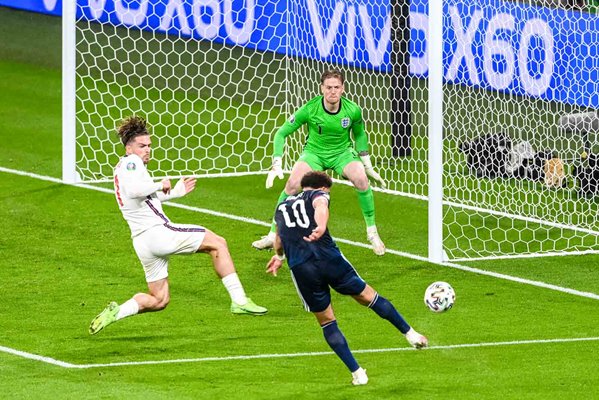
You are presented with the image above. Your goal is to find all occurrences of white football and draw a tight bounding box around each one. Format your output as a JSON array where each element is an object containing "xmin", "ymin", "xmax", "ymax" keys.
[{"xmin": 424, "ymin": 281, "xmax": 455, "ymax": 313}]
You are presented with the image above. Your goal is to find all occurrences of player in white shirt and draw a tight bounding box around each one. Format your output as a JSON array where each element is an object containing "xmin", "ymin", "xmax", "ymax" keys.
[{"xmin": 89, "ymin": 116, "xmax": 267, "ymax": 335}]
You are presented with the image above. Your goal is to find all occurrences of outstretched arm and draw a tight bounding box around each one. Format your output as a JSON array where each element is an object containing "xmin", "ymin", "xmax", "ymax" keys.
[
  {"xmin": 303, "ymin": 196, "xmax": 329, "ymax": 242},
  {"xmin": 266, "ymin": 107, "xmax": 309, "ymax": 188},
  {"xmin": 124, "ymin": 178, "xmax": 168, "ymax": 198},
  {"xmin": 266, "ymin": 230, "xmax": 286, "ymax": 276},
  {"xmin": 156, "ymin": 177, "xmax": 196, "ymax": 201},
  {"xmin": 119, "ymin": 160, "xmax": 171, "ymax": 198}
]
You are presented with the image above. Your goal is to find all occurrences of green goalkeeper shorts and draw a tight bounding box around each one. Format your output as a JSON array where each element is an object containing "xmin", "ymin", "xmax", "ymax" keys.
[{"xmin": 298, "ymin": 148, "xmax": 361, "ymax": 177}]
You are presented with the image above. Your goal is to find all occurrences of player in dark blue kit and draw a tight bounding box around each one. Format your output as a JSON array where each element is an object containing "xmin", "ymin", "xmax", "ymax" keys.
[{"xmin": 266, "ymin": 171, "xmax": 428, "ymax": 385}]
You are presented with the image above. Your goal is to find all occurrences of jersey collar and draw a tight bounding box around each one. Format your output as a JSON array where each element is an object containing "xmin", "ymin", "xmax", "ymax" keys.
[{"xmin": 321, "ymin": 97, "xmax": 342, "ymax": 115}]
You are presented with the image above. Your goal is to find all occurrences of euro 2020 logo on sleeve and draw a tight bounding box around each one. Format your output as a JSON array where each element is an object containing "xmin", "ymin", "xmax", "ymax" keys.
[
  {"xmin": 126, "ymin": 162, "xmax": 136, "ymax": 171},
  {"xmin": 289, "ymin": 114, "xmax": 295, "ymax": 124},
  {"xmin": 341, "ymin": 117, "xmax": 350, "ymax": 128}
]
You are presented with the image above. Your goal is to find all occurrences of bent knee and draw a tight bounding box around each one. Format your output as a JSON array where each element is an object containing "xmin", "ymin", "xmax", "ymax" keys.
[
  {"xmin": 353, "ymin": 177, "xmax": 370, "ymax": 191},
  {"xmin": 202, "ymin": 230, "xmax": 229, "ymax": 252},
  {"xmin": 284, "ymin": 181, "xmax": 300, "ymax": 195},
  {"xmin": 213, "ymin": 233, "xmax": 228, "ymax": 250},
  {"xmin": 155, "ymin": 297, "xmax": 170, "ymax": 310}
]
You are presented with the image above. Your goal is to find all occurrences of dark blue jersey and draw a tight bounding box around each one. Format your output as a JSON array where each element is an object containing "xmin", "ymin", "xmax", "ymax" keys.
[{"xmin": 275, "ymin": 190, "xmax": 342, "ymax": 268}]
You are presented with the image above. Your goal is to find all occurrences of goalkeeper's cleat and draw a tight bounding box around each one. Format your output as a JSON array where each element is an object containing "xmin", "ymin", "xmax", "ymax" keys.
[
  {"xmin": 351, "ymin": 367, "xmax": 369, "ymax": 385},
  {"xmin": 405, "ymin": 328, "xmax": 428, "ymax": 349},
  {"xmin": 89, "ymin": 301, "xmax": 120, "ymax": 335},
  {"xmin": 231, "ymin": 298, "xmax": 268, "ymax": 315},
  {"xmin": 367, "ymin": 232, "xmax": 386, "ymax": 256},
  {"xmin": 252, "ymin": 234, "xmax": 275, "ymax": 250}
]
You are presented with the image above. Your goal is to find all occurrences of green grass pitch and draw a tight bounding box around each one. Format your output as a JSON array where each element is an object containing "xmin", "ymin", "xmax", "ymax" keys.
[{"xmin": 0, "ymin": 7, "xmax": 598, "ymax": 399}]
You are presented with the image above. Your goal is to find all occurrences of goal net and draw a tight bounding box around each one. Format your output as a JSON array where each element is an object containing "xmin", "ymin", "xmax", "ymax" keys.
[
  {"xmin": 439, "ymin": 0, "xmax": 599, "ymax": 260},
  {"xmin": 72, "ymin": 0, "xmax": 287, "ymax": 181},
  {"xmin": 68, "ymin": 0, "xmax": 599, "ymax": 261}
]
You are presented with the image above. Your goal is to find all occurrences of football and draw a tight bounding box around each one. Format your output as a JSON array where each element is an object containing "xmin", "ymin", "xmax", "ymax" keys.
[{"xmin": 424, "ymin": 281, "xmax": 455, "ymax": 312}]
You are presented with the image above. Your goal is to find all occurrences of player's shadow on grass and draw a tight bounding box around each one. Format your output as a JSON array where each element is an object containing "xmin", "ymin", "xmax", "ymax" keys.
[{"xmin": 95, "ymin": 334, "xmax": 170, "ymax": 342}]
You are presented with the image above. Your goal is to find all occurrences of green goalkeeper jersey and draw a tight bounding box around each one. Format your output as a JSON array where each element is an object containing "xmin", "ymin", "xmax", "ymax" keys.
[{"xmin": 273, "ymin": 96, "xmax": 369, "ymax": 158}]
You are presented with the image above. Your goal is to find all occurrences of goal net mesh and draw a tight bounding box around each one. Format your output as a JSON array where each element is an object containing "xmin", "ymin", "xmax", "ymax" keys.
[
  {"xmin": 440, "ymin": 0, "xmax": 599, "ymax": 260},
  {"xmin": 75, "ymin": 0, "xmax": 287, "ymax": 181},
  {"xmin": 73, "ymin": 0, "xmax": 599, "ymax": 260}
]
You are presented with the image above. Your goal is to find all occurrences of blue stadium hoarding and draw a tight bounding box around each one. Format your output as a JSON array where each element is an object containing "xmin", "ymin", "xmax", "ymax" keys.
[
  {"xmin": 0, "ymin": 0, "xmax": 62, "ymax": 15},
  {"xmin": 0, "ymin": 0, "xmax": 596, "ymax": 108},
  {"xmin": 434, "ymin": 0, "xmax": 598, "ymax": 109}
]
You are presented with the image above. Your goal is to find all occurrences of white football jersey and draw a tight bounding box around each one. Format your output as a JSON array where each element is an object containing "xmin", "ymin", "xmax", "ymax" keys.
[{"xmin": 114, "ymin": 154, "xmax": 168, "ymax": 237}]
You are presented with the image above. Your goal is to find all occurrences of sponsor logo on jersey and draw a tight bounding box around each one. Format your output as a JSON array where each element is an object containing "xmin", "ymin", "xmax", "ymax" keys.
[
  {"xmin": 341, "ymin": 117, "xmax": 350, "ymax": 128},
  {"xmin": 289, "ymin": 114, "xmax": 295, "ymax": 124},
  {"xmin": 126, "ymin": 162, "xmax": 136, "ymax": 171}
]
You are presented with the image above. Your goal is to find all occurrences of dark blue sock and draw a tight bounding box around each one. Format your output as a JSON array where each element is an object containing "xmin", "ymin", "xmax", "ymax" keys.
[
  {"xmin": 321, "ymin": 320, "xmax": 359, "ymax": 372},
  {"xmin": 369, "ymin": 293, "xmax": 411, "ymax": 334}
]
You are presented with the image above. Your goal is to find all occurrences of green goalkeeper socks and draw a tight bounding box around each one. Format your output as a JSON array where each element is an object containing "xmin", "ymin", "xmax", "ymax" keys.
[
  {"xmin": 356, "ymin": 187, "xmax": 376, "ymax": 227},
  {"xmin": 269, "ymin": 190, "xmax": 291, "ymax": 233}
]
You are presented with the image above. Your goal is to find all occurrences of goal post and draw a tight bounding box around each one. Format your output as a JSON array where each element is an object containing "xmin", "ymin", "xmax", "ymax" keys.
[
  {"xmin": 63, "ymin": 0, "xmax": 599, "ymax": 261},
  {"xmin": 62, "ymin": 0, "xmax": 78, "ymax": 184},
  {"xmin": 429, "ymin": 0, "xmax": 445, "ymax": 263},
  {"xmin": 69, "ymin": 0, "xmax": 288, "ymax": 182}
]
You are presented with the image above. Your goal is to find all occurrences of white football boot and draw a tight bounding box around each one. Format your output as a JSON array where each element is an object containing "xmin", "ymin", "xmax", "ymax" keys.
[
  {"xmin": 366, "ymin": 227, "xmax": 385, "ymax": 256},
  {"xmin": 351, "ymin": 367, "xmax": 369, "ymax": 385},
  {"xmin": 405, "ymin": 328, "xmax": 428, "ymax": 349},
  {"xmin": 252, "ymin": 232, "xmax": 275, "ymax": 250}
]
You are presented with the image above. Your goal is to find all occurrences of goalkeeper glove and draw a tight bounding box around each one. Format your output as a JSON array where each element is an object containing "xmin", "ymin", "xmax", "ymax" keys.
[
  {"xmin": 360, "ymin": 155, "xmax": 386, "ymax": 188},
  {"xmin": 265, "ymin": 156, "xmax": 284, "ymax": 189}
]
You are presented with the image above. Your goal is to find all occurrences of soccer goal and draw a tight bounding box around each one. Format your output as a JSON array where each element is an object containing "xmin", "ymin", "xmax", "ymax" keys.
[
  {"xmin": 63, "ymin": 0, "xmax": 289, "ymax": 183},
  {"xmin": 63, "ymin": 0, "xmax": 599, "ymax": 261},
  {"xmin": 432, "ymin": 0, "xmax": 599, "ymax": 261}
]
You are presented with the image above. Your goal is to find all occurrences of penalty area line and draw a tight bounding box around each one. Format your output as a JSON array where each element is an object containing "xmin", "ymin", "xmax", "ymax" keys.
[
  {"xmin": 2, "ymin": 337, "xmax": 598, "ymax": 369},
  {"xmin": 1, "ymin": 166, "xmax": 599, "ymax": 302},
  {"xmin": 0, "ymin": 345, "xmax": 78, "ymax": 368}
]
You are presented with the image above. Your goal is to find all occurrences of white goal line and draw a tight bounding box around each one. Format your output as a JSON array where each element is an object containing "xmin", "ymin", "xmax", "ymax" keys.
[
  {"xmin": 1, "ymin": 336, "xmax": 598, "ymax": 369},
  {"xmin": 452, "ymin": 248, "xmax": 599, "ymax": 262},
  {"xmin": 1, "ymin": 165, "xmax": 598, "ymax": 302},
  {"xmin": 73, "ymin": 169, "xmax": 599, "ymax": 240}
]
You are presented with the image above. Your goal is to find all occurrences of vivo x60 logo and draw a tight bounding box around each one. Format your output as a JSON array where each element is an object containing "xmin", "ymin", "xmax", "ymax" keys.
[
  {"xmin": 82, "ymin": 0, "xmax": 257, "ymax": 44},
  {"xmin": 310, "ymin": 0, "xmax": 554, "ymax": 96},
  {"xmin": 71, "ymin": 0, "xmax": 555, "ymax": 96}
]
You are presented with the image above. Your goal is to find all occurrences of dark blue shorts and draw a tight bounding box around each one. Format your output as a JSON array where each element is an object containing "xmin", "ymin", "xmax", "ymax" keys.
[{"xmin": 289, "ymin": 255, "xmax": 367, "ymax": 313}]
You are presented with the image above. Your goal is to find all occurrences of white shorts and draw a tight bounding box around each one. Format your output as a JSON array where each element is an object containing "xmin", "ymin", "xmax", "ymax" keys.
[{"xmin": 132, "ymin": 223, "xmax": 206, "ymax": 282}]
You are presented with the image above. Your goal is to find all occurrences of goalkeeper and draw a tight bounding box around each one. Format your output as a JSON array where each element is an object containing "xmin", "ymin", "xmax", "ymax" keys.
[{"xmin": 253, "ymin": 69, "xmax": 386, "ymax": 256}]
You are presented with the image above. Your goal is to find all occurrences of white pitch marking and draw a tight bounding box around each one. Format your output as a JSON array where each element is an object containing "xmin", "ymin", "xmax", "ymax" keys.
[
  {"xmin": 0, "ymin": 345, "xmax": 78, "ymax": 368},
  {"xmin": 0, "ymin": 167, "xmax": 64, "ymax": 183},
  {"xmin": 77, "ymin": 336, "xmax": 599, "ymax": 369},
  {"xmin": 1, "ymin": 167, "xmax": 598, "ymax": 368},
  {"xmin": 452, "ymin": 249, "xmax": 599, "ymax": 262},
  {"xmin": 1, "ymin": 337, "xmax": 598, "ymax": 369},
  {"xmin": 1, "ymin": 166, "xmax": 598, "ymax": 301}
]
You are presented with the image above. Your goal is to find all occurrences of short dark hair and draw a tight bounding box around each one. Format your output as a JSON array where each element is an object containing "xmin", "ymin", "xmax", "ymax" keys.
[
  {"xmin": 301, "ymin": 171, "xmax": 333, "ymax": 189},
  {"xmin": 320, "ymin": 69, "xmax": 344, "ymax": 85},
  {"xmin": 117, "ymin": 115, "xmax": 149, "ymax": 146}
]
